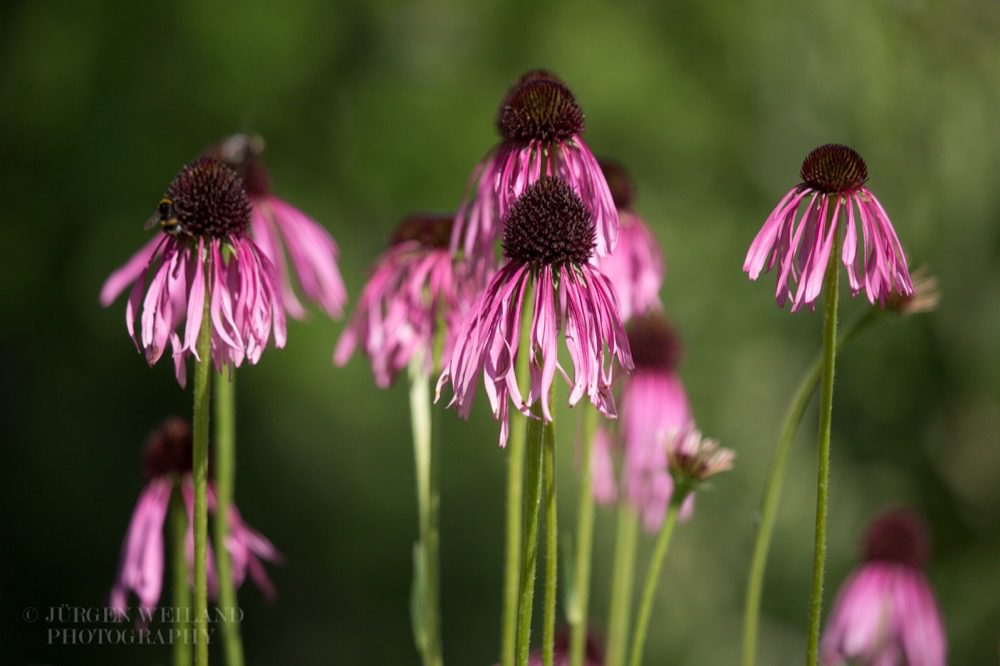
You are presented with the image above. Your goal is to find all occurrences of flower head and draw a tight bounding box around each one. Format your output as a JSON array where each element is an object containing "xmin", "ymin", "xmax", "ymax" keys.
[
  {"xmin": 885, "ymin": 265, "xmax": 940, "ymax": 316},
  {"xmin": 335, "ymin": 213, "xmax": 471, "ymax": 387},
  {"xmin": 206, "ymin": 134, "xmax": 347, "ymax": 320},
  {"xmin": 744, "ymin": 144, "xmax": 914, "ymax": 311},
  {"xmin": 438, "ymin": 177, "xmax": 632, "ymax": 446},
  {"xmin": 100, "ymin": 158, "xmax": 285, "ymax": 386},
  {"xmin": 110, "ymin": 418, "xmax": 281, "ymax": 616},
  {"xmin": 821, "ymin": 508, "xmax": 946, "ymax": 666},
  {"xmin": 591, "ymin": 314, "xmax": 694, "ymax": 531},
  {"xmin": 490, "ymin": 626, "xmax": 603, "ymax": 666},
  {"xmin": 666, "ymin": 428, "xmax": 734, "ymax": 484},
  {"xmin": 452, "ymin": 71, "xmax": 618, "ymax": 270},
  {"xmin": 595, "ymin": 158, "xmax": 664, "ymax": 321}
]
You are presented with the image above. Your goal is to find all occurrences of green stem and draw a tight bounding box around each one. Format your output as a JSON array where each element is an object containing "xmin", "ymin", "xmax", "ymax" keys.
[
  {"xmin": 192, "ymin": 296, "xmax": 213, "ymax": 666},
  {"xmin": 568, "ymin": 407, "xmax": 598, "ymax": 666},
  {"xmin": 213, "ymin": 372, "xmax": 243, "ymax": 666},
  {"xmin": 517, "ymin": 417, "xmax": 546, "ymax": 665},
  {"xmin": 542, "ymin": 414, "xmax": 558, "ymax": 666},
  {"xmin": 409, "ymin": 358, "xmax": 442, "ymax": 666},
  {"xmin": 605, "ymin": 503, "xmax": 640, "ymax": 666},
  {"xmin": 627, "ymin": 491, "xmax": 686, "ymax": 666},
  {"xmin": 501, "ymin": 287, "xmax": 536, "ymax": 666},
  {"xmin": 170, "ymin": 486, "xmax": 192, "ymax": 666},
  {"xmin": 806, "ymin": 225, "xmax": 841, "ymax": 665},
  {"xmin": 740, "ymin": 308, "xmax": 877, "ymax": 666}
]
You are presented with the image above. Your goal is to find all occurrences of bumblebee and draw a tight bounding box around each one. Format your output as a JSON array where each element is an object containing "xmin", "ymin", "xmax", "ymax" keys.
[{"xmin": 143, "ymin": 198, "xmax": 187, "ymax": 236}]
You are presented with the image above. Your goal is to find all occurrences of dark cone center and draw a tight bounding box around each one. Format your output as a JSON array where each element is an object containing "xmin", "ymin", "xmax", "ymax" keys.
[
  {"xmin": 390, "ymin": 214, "xmax": 454, "ymax": 249},
  {"xmin": 497, "ymin": 76, "xmax": 585, "ymax": 143},
  {"xmin": 143, "ymin": 418, "xmax": 194, "ymax": 479},
  {"xmin": 163, "ymin": 158, "xmax": 252, "ymax": 238},
  {"xmin": 502, "ymin": 177, "xmax": 595, "ymax": 265},
  {"xmin": 625, "ymin": 314, "xmax": 682, "ymax": 372},
  {"xmin": 799, "ymin": 144, "xmax": 869, "ymax": 194},
  {"xmin": 599, "ymin": 158, "xmax": 635, "ymax": 209},
  {"xmin": 863, "ymin": 508, "xmax": 929, "ymax": 570},
  {"xmin": 205, "ymin": 134, "xmax": 271, "ymax": 197}
]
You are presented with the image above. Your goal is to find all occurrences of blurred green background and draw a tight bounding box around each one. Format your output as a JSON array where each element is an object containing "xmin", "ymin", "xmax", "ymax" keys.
[{"xmin": 3, "ymin": 0, "xmax": 999, "ymax": 663}]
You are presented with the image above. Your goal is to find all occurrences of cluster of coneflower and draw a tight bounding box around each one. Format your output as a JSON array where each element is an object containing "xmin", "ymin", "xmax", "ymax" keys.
[{"xmin": 101, "ymin": 70, "xmax": 944, "ymax": 666}]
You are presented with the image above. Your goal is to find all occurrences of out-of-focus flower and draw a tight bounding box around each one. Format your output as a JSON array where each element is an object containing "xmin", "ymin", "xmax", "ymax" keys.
[
  {"xmin": 821, "ymin": 507, "xmax": 946, "ymax": 666},
  {"xmin": 335, "ymin": 213, "xmax": 471, "ymax": 387},
  {"xmin": 743, "ymin": 144, "xmax": 913, "ymax": 311},
  {"xmin": 438, "ymin": 177, "xmax": 632, "ymax": 447},
  {"xmin": 590, "ymin": 314, "xmax": 692, "ymax": 532},
  {"xmin": 452, "ymin": 70, "xmax": 618, "ymax": 271},
  {"xmin": 110, "ymin": 418, "xmax": 281, "ymax": 616},
  {"xmin": 595, "ymin": 158, "xmax": 664, "ymax": 321},
  {"xmin": 100, "ymin": 158, "xmax": 285, "ymax": 386},
  {"xmin": 490, "ymin": 626, "xmax": 604, "ymax": 666},
  {"xmin": 206, "ymin": 134, "xmax": 347, "ymax": 320},
  {"xmin": 885, "ymin": 265, "xmax": 940, "ymax": 315}
]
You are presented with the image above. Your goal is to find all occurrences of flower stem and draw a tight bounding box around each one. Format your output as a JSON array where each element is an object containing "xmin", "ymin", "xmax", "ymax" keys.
[
  {"xmin": 170, "ymin": 487, "xmax": 192, "ymax": 666},
  {"xmin": 542, "ymin": 412, "xmax": 558, "ymax": 666},
  {"xmin": 568, "ymin": 406, "xmax": 598, "ymax": 666},
  {"xmin": 517, "ymin": 416, "xmax": 546, "ymax": 665},
  {"xmin": 627, "ymin": 491, "xmax": 685, "ymax": 666},
  {"xmin": 408, "ymin": 358, "xmax": 442, "ymax": 666},
  {"xmin": 501, "ymin": 288, "xmax": 536, "ymax": 666},
  {"xmin": 213, "ymin": 372, "xmax": 243, "ymax": 666},
  {"xmin": 806, "ymin": 227, "xmax": 841, "ymax": 665},
  {"xmin": 191, "ymin": 297, "xmax": 213, "ymax": 666},
  {"xmin": 740, "ymin": 308, "xmax": 877, "ymax": 666},
  {"xmin": 605, "ymin": 502, "xmax": 640, "ymax": 666}
]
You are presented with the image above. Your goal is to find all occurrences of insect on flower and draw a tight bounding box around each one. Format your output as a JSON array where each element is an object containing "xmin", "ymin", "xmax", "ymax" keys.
[{"xmin": 143, "ymin": 198, "xmax": 188, "ymax": 237}]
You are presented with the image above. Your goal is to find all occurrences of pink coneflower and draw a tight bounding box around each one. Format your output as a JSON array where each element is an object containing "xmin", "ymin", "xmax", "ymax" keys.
[
  {"xmin": 438, "ymin": 177, "xmax": 632, "ymax": 447},
  {"xmin": 100, "ymin": 158, "xmax": 285, "ymax": 386},
  {"xmin": 591, "ymin": 315, "xmax": 694, "ymax": 532},
  {"xmin": 452, "ymin": 70, "xmax": 618, "ymax": 270},
  {"xmin": 821, "ymin": 508, "xmax": 946, "ymax": 666},
  {"xmin": 207, "ymin": 134, "xmax": 347, "ymax": 320},
  {"xmin": 335, "ymin": 213, "xmax": 470, "ymax": 387},
  {"xmin": 595, "ymin": 159, "xmax": 664, "ymax": 321},
  {"xmin": 743, "ymin": 144, "xmax": 914, "ymax": 311},
  {"xmin": 111, "ymin": 418, "xmax": 281, "ymax": 615},
  {"xmin": 491, "ymin": 627, "xmax": 604, "ymax": 666}
]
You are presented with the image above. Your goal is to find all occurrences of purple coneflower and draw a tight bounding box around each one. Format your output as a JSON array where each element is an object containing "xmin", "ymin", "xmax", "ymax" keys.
[
  {"xmin": 595, "ymin": 158, "xmax": 664, "ymax": 321},
  {"xmin": 110, "ymin": 418, "xmax": 281, "ymax": 615},
  {"xmin": 452, "ymin": 70, "xmax": 618, "ymax": 269},
  {"xmin": 100, "ymin": 158, "xmax": 285, "ymax": 386},
  {"xmin": 821, "ymin": 508, "xmax": 946, "ymax": 666},
  {"xmin": 491, "ymin": 627, "xmax": 604, "ymax": 666},
  {"xmin": 438, "ymin": 176, "xmax": 632, "ymax": 446},
  {"xmin": 207, "ymin": 134, "xmax": 347, "ymax": 320},
  {"xmin": 743, "ymin": 144, "xmax": 914, "ymax": 311},
  {"xmin": 591, "ymin": 314, "xmax": 694, "ymax": 531},
  {"xmin": 335, "ymin": 213, "xmax": 470, "ymax": 387}
]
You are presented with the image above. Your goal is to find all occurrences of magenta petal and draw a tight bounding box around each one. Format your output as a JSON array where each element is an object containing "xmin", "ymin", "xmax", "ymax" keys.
[
  {"xmin": 110, "ymin": 478, "xmax": 173, "ymax": 614},
  {"xmin": 101, "ymin": 234, "xmax": 164, "ymax": 306}
]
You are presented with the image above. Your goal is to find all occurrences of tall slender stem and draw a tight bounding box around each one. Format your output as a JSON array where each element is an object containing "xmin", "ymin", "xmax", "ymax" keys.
[
  {"xmin": 409, "ymin": 358, "xmax": 442, "ymax": 666},
  {"xmin": 542, "ymin": 411, "xmax": 558, "ymax": 666},
  {"xmin": 605, "ymin": 503, "xmax": 640, "ymax": 666},
  {"xmin": 501, "ymin": 288, "xmax": 536, "ymax": 666},
  {"xmin": 213, "ymin": 373, "xmax": 243, "ymax": 666},
  {"xmin": 517, "ymin": 417, "xmax": 545, "ymax": 664},
  {"xmin": 170, "ymin": 487, "xmax": 192, "ymax": 666},
  {"xmin": 806, "ymin": 226, "xmax": 841, "ymax": 665},
  {"xmin": 740, "ymin": 308, "xmax": 877, "ymax": 666},
  {"xmin": 191, "ymin": 297, "xmax": 213, "ymax": 666},
  {"xmin": 627, "ymin": 491, "xmax": 685, "ymax": 666},
  {"xmin": 569, "ymin": 406, "xmax": 598, "ymax": 666}
]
